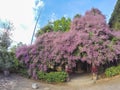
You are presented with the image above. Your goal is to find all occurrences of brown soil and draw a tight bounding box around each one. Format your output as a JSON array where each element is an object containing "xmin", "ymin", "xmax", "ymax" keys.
[{"xmin": 1, "ymin": 73, "xmax": 120, "ymax": 90}]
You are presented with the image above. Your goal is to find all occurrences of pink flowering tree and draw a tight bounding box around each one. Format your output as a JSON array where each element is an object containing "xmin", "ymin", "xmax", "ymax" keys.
[
  {"xmin": 16, "ymin": 8, "xmax": 120, "ymax": 79},
  {"xmin": 70, "ymin": 8, "xmax": 120, "ymax": 75}
]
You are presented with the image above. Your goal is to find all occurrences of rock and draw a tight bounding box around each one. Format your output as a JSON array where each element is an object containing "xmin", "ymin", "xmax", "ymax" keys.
[{"xmin": 32, "ymin": 83, "xmax": 39, "ymax": 89}]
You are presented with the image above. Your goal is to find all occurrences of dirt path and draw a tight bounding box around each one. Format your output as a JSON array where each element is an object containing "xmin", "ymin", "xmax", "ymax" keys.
[{"xmin": 1, "ymin": 73, "xmax": 120, "ymax": 90}]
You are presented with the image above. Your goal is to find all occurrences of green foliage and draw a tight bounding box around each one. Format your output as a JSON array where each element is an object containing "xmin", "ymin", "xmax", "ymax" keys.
[
  {"xmin": 9, "ymin": 42, "xmax": 25, "ymax": 72},
  {"xmin": 109, "ymin": 0, "xmax": 120, "ymax": 30},
  {"xmin": 10, "ymin": 42, "xmax": 24, "ymax": 53},
  {"xmin": 0, "ymin": 20, "xmax": 14, "ymax": 31},
  {"xmin": 45, "ymin": 72, "xmax": 67, "ymax": 83},
  {"xmin": 36, "ymin": 23, "xmax": 53, "ymax": 36},
  {"xmin": 108, "ymin": 37, "xmax": 118, "ymax": 51},
  {"xmin": 0, "ymin": 51, "xmax": 24, "ymax": 73},
  {"xmin": 105, "ymin": 65, "xmax": 120, "ymax": 77},
  {"xmin": 89, "ymin": 32, "xmax": 94, "ymax": 38},
  {"xmin": 0, "ymin": 31, "xmax": 11, "ymax": 51},
  {"xmin": 37, "ymin": 71, "xmax": 67, "ymax": 83},
  {"xmin": 17, "ymin": 62, "xmax": 29, "ymax": 77},
  {"xmin": 36, "ymin": 17, "xmax": 71, "ymax": 36},
  {"xmin": 0, "ymin": 51, "xmax": 20, "ymax": 72},
  {"xmin": 19, "ymin": 68, "xmax": 28, "ymax": 77},
  {"xmin": 114, "ymin": 21, "xmax": 120, "ymax": 30},
  {"xmin": 10, "ymin": 52, "xmax": 20, "ymax": 72},
  {"xmin": 37, "ymin": 71, "xmax": 46, "ymax": 80},
  {"xmin": 0, "ymin": 20, "xmax": 14, "ymax": 51},
  {"xmin": 0, "ymin": 20, "xmax": 15, "ymax": 72},
  {"xmin": 74, "ymin": 14, "xmax": 81, "ymax": 19},
  {"xmin": 53, "ymin": 17, "xmax": 71, "ymax": 32},
  {"xmin": 0, "ymin": 51, "xmax": 15, "ymax": 70},
  {"xmin": 0, "ymin": 51, "xmax": 22, "ymax": 74}
]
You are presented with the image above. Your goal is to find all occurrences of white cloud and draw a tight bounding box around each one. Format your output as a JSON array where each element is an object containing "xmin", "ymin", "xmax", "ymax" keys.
[
  {"xmin": 63, "ymin": 14, "xmax": 69, "ymax": 18},
  {"xmin": 0, "ymin": 0, "xmax": 44, "ymax": 45},
  {"xmin": 49, "ymin": 13, "xmax": 57, "ymax": 22},
  {"xmin": 35, "ymin": 0, "xmax": 44, "ymax": 8}
]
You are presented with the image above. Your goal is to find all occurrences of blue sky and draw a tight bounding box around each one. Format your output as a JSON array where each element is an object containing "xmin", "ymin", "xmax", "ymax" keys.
[
  {"xmin": 39, "ymin": 0, "xmax": 117, "ymax": 27},
  {"xmin": 0, "ymin": 0, "xmax": 117, "ymax": 45}
]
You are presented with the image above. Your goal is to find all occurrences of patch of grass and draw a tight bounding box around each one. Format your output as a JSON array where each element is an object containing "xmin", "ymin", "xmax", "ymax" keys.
[
  {"xmin": 105, "ymin": 65, "xmax": 120, "ymax": 77},
  {"xmin": 37, "ymin": 71, "xmax": 67, "ymax": 83}
]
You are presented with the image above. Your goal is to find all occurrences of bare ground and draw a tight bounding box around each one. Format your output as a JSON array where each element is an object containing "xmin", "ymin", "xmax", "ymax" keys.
[{"xmin": 0, "ymin": 73, "xmax": 120, "ymax": 90}]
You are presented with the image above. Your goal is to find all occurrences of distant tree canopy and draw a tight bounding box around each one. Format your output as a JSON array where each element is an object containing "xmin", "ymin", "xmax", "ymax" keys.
[
  {"xmin": 10, "ymin": 42, "xmax": 24, "ymax": 53},
  {"xmin": 53, "ymin": 17, "xmax": 71, "ymax": 32},
  {"xmin": 73, "ymin": 14, "xmax": 81, "ymax": 19},
  {"xmin": 36, "ymin": 17, "xmax": 71, "ymax": 37},
  {"xmin": 36, "ymin": 22, "xmax": 53, "ymax": 36},
  {"xmin": 0, "ymin": 20, "xmax": 14, "ymax": 31},
  {"xmin": 109, "ymin": 0, "xmax": 120, "ymax": 30},
  {"xmin": 0, "ymin": 20, "xmax": 14, "ymax": 51}
]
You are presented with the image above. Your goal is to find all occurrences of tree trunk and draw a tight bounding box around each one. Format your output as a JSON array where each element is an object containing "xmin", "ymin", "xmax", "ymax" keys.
[
  {"xmin": 91, "ymin": 62, "xmax": 98, "ymax": 82},
  {"xmin": 3, "ymin": 70, "xmax": 10, "ymax": 77}
]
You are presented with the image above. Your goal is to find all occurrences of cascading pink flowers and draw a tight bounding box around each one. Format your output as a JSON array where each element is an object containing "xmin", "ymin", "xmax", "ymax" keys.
[{"xmin": 16, "ymin": 8, "xmax": 120, "ymax": 79}]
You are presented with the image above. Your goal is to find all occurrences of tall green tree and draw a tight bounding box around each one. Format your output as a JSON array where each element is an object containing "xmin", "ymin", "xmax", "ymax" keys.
[
  {"xmin": 36, "ymin": 22, "xmax": 54, "ymax": 37},
  {"xmin": 0, "ymin": 20, "xmax": 15, "ymax": 72},
  {"xmin": 36, "ymin": 17, "xmax": 71, "ymax": 37},
  {"xmin": 109, "ymin": 0, "xmax": 120, "ymax": 30},
  {"xmin": 53, "ymin": 17, "xmax": 71, "ymax": 32},
  {"xmin": 0, "ymin": 21, "xmax": 14, "ymax": 51}
]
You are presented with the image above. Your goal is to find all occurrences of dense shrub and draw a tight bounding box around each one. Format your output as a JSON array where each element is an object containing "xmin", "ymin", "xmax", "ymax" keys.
[
  {"xmin": 37, "ymin": 71, "xmax": 46, "ymax": 80},
  {"xmin": 105, "ymin": 65, "xmax": 120, "ymax": 77},
  {"xmin": 0, "ymin": 51, "xmax": 20, "ymax": 73},
  {"xmin": 16, "ymin": 8, "xmax": 120, "ymax": 79},
  {"xmin": 37, "ymin": 71, "xmax": 67, "ymax": 83},
  {"xmin": 0, "ymin": 51, "xmax": 15, "ymax": 71},
  {"xmin": 18, "ymin": 68, "xmax": 29, "ymax": 77},
  {"xmin": 0, "ymin": 21, "xmax": 15, "ymax": 75},
  {"xmin": 10, "ymin": 52, "xmax": 20, "ymax": 72}
]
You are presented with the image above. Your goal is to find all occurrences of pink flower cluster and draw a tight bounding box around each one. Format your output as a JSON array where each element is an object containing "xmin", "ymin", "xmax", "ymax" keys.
[{"xmin": 16, "ymin": 8, "xmax": 120, "ymax": 78}]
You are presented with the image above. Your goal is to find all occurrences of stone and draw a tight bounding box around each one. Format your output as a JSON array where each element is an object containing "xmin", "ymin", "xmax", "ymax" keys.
[{"xmin": 32, "ymin": 83, "xmax": 39, "ymax": 89}]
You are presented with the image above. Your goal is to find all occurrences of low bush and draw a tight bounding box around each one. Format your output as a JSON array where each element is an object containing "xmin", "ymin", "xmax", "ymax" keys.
[
  {"xmin": 10, "ymin": 52, "xmax": 20, "ymax": 72},
  {"xmin": 17, "ymin": 62, "xmax": 29, "ymax": 77},
  {"xmin": 37, "ymin": 71, "xmax": 67, "ymax": 83},
  {"xmin": 0, "ymin": 51, "xmax": 15, "ymax": 71},
  {"xmin": 37, "ymin": 71, "xmax": 46, "ymax": 80},
  {"xmin": 19, "ymin": 68, "xmax": 29, "ymax": 77},
  {"xmin": 105, "ymin": 65, "xmax": 120, "ymax": 77}
]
